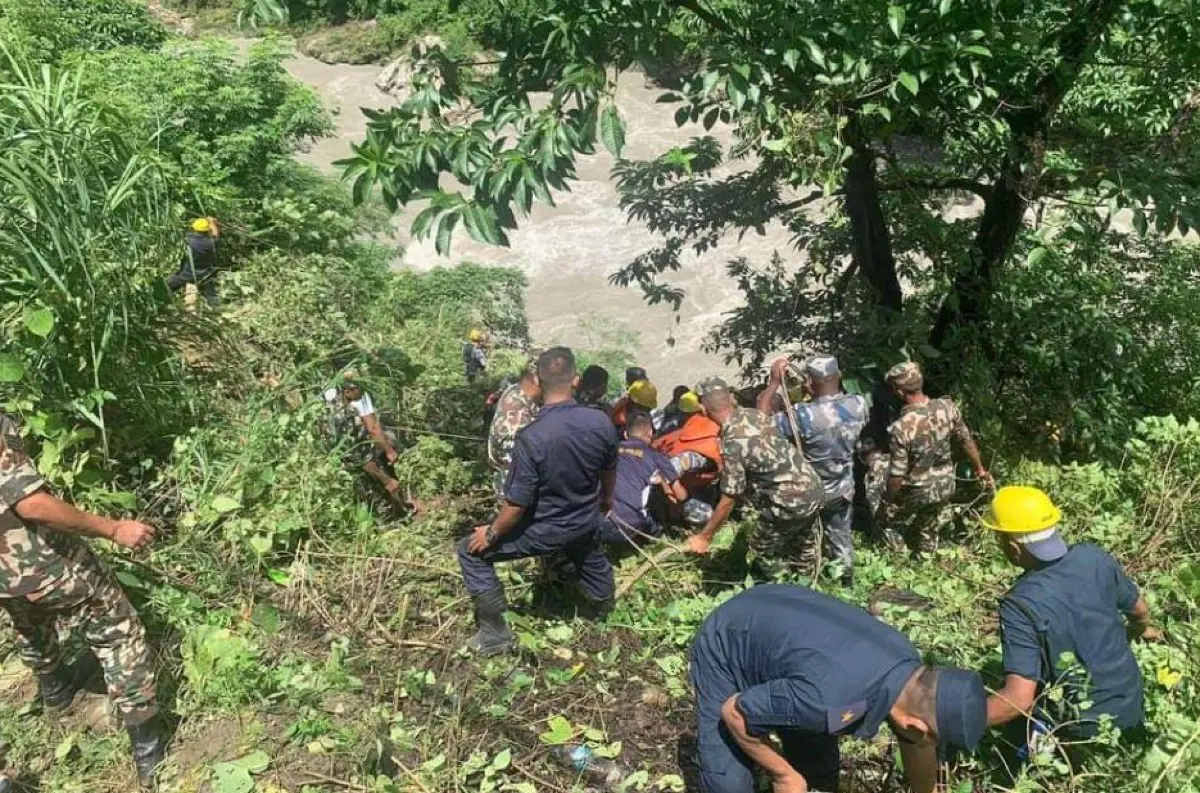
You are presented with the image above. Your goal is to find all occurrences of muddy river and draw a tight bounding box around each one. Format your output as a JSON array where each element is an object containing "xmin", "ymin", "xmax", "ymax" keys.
[{"xmin": 282, "ymin": 50, "xmax": 800, "ymax": 387}]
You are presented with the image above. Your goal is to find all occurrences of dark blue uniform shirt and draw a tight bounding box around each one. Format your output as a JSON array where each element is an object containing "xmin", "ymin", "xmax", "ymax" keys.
[
  {"xmin": 612, "ymin": 439, "xmax": 678, "ymax": 531},
  {"xmin": 505, "ymin": 400, "xmax": 619, "ymax": 537},
  {"xmin": 1001, "ymin": 543, "xmax": 1143, "ymax": 732},
  {"xmin": 692, "ymin": 585, "xmax": 921, "ymax": 738}
]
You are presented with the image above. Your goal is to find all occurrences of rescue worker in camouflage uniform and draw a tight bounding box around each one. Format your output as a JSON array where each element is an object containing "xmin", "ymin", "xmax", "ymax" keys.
[
  {"xmin": 685, "ymin": 377, "xmax": 825, "ymax": 578},
  {"xmin": 878, "ymin": 362, "xmax": 993, "ymax": 556},
  {"xmin": 323, "ymin": 373, "xmax": 403, "ymax": 506},
  {"xmin": 486, "ymin": 354, "xmax": 542, "ymax": 503},
  {"xmin": 0, "ymin": 412, "xmax": 166, "ymax": 786},
  {"xmin": 758, "ymin": 355, "xmax": 867, "ymax": 586}
]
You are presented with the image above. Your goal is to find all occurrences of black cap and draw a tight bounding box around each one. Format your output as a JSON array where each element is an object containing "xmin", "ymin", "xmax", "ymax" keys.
[
  {"xmin": 935, "ymin": 668, "xmax": 987, "ymax": 751},
  {"xmin": 625, "ymin": 366, "xmax": 648, "ymax": 386}
]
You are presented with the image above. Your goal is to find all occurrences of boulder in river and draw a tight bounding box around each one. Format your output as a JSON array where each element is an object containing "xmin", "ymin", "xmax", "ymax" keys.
[{"xmin": 375, "ymin": 35, "xmax": 445, "ymax": 95}]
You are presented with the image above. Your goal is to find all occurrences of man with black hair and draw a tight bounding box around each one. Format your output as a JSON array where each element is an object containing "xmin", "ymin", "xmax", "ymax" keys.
[
  {"xmin": 600, "ymin": 411, "xmax": 687, "ymax": 546},
  {"xmin": 653, "ymin": 385, "xmax": 691, "ymax": 435},
  {"xmin": 577, "ymin": 364, "xmax": 612, "ymax": 414},
  {"xmin": 486, "ymin": 354, "xmax": 542, "ymax": 504},
  {"xmin": 459, "ymin": 346, "xmax": 619, "ymax": 655},
  {"xmin": 323, "ymin": 372, "xmax": 403, "ymax": 505},
  {"xmin": 691, "ymin": 584, "xmax": 988, "ymax": 793}
]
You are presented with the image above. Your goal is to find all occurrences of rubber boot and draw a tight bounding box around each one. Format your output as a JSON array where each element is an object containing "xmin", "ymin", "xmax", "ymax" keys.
[
  {"xmin": 465, "ymin": 589, "xmax": 514, "ymax": 657},
  {"xmin": 582, "ymin": 596, "xmax": 614, "ymax": 621},
  {"xmin": 0, "ymin": 774, "xmax": 13, "ymax": 793},
  {"xmin": 127, "ymin": 717, "xmax": 167, "ymax": 788},
  {"xmin": 37, "ymin": 666, "xmax": 80, "ymax": 711}
]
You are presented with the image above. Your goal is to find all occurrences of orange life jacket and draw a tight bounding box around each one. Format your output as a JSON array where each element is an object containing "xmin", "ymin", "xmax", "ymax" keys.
[{"xmin": 652, "ymin": 413, "xmax": 723, "ymax": 489}]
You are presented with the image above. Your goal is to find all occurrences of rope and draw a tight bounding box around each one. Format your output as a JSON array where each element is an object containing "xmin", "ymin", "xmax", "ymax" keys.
[
  {"xmin": 780, "ymin": 369, "xmax": 824, "ymax": 577},
  {"xmin": 393, "ymin": 424, "xmax": 486, "ymax": 443}
]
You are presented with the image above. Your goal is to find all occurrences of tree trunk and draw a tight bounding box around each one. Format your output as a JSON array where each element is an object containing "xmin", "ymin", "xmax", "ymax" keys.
[
  {"xmin": 929, "ymin": 0, "xmax": 1128, "ymax": 357},
  {"xmin": 843, "ymin": 116, "xmax": 903, "ymax": 313}
]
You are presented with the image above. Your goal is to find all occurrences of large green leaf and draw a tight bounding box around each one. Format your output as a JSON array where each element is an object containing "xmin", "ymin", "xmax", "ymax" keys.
[
  {"xmin": 22, "ymin": 307, "xmax": 55, "ymax": 338},
  {"xmin": 599, "ymin": 104, "xmax": 626, "ymax": 158},
  {"xmin": 0, "ymin": 356, "xmax": 25, "ymax": 383}
]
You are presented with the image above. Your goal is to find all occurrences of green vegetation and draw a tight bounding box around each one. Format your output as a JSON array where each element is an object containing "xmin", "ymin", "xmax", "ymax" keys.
[
  {"xmin": 1, "ymin": 2, "xmax": 1199, "ymax": 793},
  {"xmin": 341, "ymin": 0, "xmax": 1200, "ymax": 455}
]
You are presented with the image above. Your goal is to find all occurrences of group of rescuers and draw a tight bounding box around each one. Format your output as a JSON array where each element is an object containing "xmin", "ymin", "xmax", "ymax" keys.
[
  {"xmin": 460, "ymin": 339, "xmax": 1162, "ymax": 793},
  {"xmin": 0, "ymin": 313, "xmax": 1160, "ymax": 791}
]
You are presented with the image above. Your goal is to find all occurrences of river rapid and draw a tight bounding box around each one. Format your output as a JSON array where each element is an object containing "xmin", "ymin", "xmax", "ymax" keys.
[{"xmin": 280, "ymin": 49, "xmax": 800, "ymax": 388}]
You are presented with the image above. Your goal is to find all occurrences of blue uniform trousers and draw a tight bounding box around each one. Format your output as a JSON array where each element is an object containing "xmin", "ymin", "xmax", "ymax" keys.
[
  {"xmin": 457, "ymin": 522, "xmax": 614, "ymax": 600},
  {"xmin": 690, "ymin": 658, "xmax": 841, "ymax": 793}
]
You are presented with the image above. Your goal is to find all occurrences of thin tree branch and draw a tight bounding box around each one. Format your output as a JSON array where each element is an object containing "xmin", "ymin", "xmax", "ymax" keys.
[
  {"xmin": 776, "ymin": 189, "xmax": 830, "ymax": 212},
  {"xmin": 879, "ymin": 177, "xmax": 992, "ymax": 198}
]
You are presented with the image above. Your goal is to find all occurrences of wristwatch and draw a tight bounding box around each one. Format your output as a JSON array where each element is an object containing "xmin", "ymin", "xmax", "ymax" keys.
[{"xmin": 485, "ymin": 526, "xmax": 497, "ymax": 546}]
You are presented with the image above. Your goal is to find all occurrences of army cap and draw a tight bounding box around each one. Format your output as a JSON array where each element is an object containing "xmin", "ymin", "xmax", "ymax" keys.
[
  {"xmin": 805, "ymin": 355, "xmax": 840, "ymax": 379},
  {"xmin": 885, "ymin": 361, "xmax": 923, "ymax": 390},
  {"xmin": 694, "ymin": 376, "xmax": 731, "ymax": 398}
]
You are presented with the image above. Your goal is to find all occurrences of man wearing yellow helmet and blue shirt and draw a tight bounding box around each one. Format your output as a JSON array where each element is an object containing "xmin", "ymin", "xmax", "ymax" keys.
[
  {"xmin": 983, "ymin": 486, "xmax": 1160, "ymax": 741},
  {"xmin": 167, "ymin": 217, "xmax": 221, "ymax": 306}
]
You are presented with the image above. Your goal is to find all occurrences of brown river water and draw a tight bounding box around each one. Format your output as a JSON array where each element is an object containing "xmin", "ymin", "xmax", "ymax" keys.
[{"xmin": 277, "ymin": 49, "xmax": 804, "ymax": 388}]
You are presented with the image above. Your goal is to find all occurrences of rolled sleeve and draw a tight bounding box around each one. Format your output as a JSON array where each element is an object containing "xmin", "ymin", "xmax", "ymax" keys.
[
  {"xmin": 720, "ymin": 451, "xmax": 747, "ymax": 497},
  {"xmin": 352, "ymin": 393, "xmax": 376, "ymax": 418},
  {"xmin": 0, "ymin": 428, "xmax": 45, "ymax": 511},
  {"xmin": 949, "ymin": 401, "xmax": 971, "ymax": 443},
  {"xmin": 656, "ymin": 454, "xmax": 679, "ymax": 484},
  {"xmin": 887, "ymin": 426, "xmax": 909, "ymax": 479},
  {"xmin": 735, "ymin": 678, "xmax": 826, "ymax": 736},
  {"xmin": 1113, "ymin": 560, "xmax": 1141, "ymax": 613},
  {"xmin": 999, "ymin": 599, "xmax": 1044, "ymax": 681},
  {"xmin": 503, "ymin": 434, "xmax": 538, "ymax": 507}
]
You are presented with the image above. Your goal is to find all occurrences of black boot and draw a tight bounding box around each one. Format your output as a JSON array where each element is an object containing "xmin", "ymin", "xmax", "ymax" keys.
[
  {"xmin": 37, "ymin": 666, "xmax": 80, "ymax": 711},
  {"xmin": 127, "ymin": 717, "xmax": 167, "ymax": 788},
  {"xmin": 465, "ymin": 589, "xmax": 514, "ymax": 657},
  {"xmin": 582, "ymin": 596, "xmax": 614, "ymax": 621},
  {"xmin": 38, "ymin": 654, "xmax": 100, "ymax": 711}
]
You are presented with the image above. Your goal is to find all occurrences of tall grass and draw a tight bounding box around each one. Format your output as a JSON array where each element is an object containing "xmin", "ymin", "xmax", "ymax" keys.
[{"xmin": 0, "ymin": 45, "xmax": 205, "ymax": 469}]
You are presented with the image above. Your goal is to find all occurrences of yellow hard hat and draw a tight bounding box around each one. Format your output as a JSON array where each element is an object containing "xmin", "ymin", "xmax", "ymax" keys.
[
  {"xmin": 191, "ymin": 217, "xmax": 211, "ymax": 233},
  {"xmin": 982, "ymin": 486, "xmax": 1062, "ymax": 534},
  {"xmin": 678, "ymin": 391, "xmax": 701, "ymax": 413},
  {"xmin": 468, "ymin": 329, "xmax": 485, "ymax": 343},
  {"xmin": 628, "ymin": 379, "xmax": 659, "ymax": 409}
]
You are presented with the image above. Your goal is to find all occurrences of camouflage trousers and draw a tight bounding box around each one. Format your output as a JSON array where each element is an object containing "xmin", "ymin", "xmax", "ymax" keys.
[
  {"xmin": 748, "ymin": 509, "xmax": 820, "ymax": 579},
  {"xmin": 0, "ymin": 541, "xmax": 157, "ymax": 725},
  {"xmin": 863, "ymin": 453, "xmax": 889, "ymax": 516},
  {"xmin": 885, "ymin": 498, "xmax": 954, "ymax": 556}
]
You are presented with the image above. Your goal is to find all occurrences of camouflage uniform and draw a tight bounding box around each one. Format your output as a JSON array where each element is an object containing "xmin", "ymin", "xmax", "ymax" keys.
[
  {"xmin": 778, "ymin": 389, "xmax": 867, "ymax": 578},
  {"xmin": 885, "ymin": 396, "xmax": 970, "ymax": 555},
  {"xmin": 720, "ymin": 408, "xmax": 825, "ymax": 576},
  {"xmin": 0, "ymin": 414, "xmax": 157, "ymax": 725},
  {"xmin": 486, "ymin": 383, "xmax": 538, "ymax": 503}
]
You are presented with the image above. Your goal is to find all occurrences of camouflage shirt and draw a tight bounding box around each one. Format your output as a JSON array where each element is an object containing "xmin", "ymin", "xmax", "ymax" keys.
[
  {"xmin": 0, "ymin": 413, "xmax": 82, "ymax": 601},
  {"xmin": 487, "ymin": 383, "xmax": 538, "ymax": 472},
  {"xmin": 720, "ymin": 408, "xmax": 824, "ymax": 521},
  {"xmin": 776, "ymin": 393, "xmax": 868, "ymax": 501},
  {"xmin": 887, "ymin": 397, "xmax": 970, "ymax": 505}
]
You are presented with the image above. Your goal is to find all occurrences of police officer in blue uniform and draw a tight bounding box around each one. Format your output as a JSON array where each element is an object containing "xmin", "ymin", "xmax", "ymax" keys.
[
  {"xmin": 458, "ymin": 346, "xmax": 619, "ymax": 656},
  {"xmin": 690, "ymin": 585, "xmax": 988, "ymax": 793},
  {"xmin": 983, "ymin": 486, "xmax": 1159, "ymax": 740}
]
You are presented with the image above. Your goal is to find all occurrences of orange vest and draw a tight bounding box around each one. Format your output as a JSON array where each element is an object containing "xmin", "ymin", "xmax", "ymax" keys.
[{"xmin": 652, "ymin": 413, "xmax": 723, "ymax": 489}]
